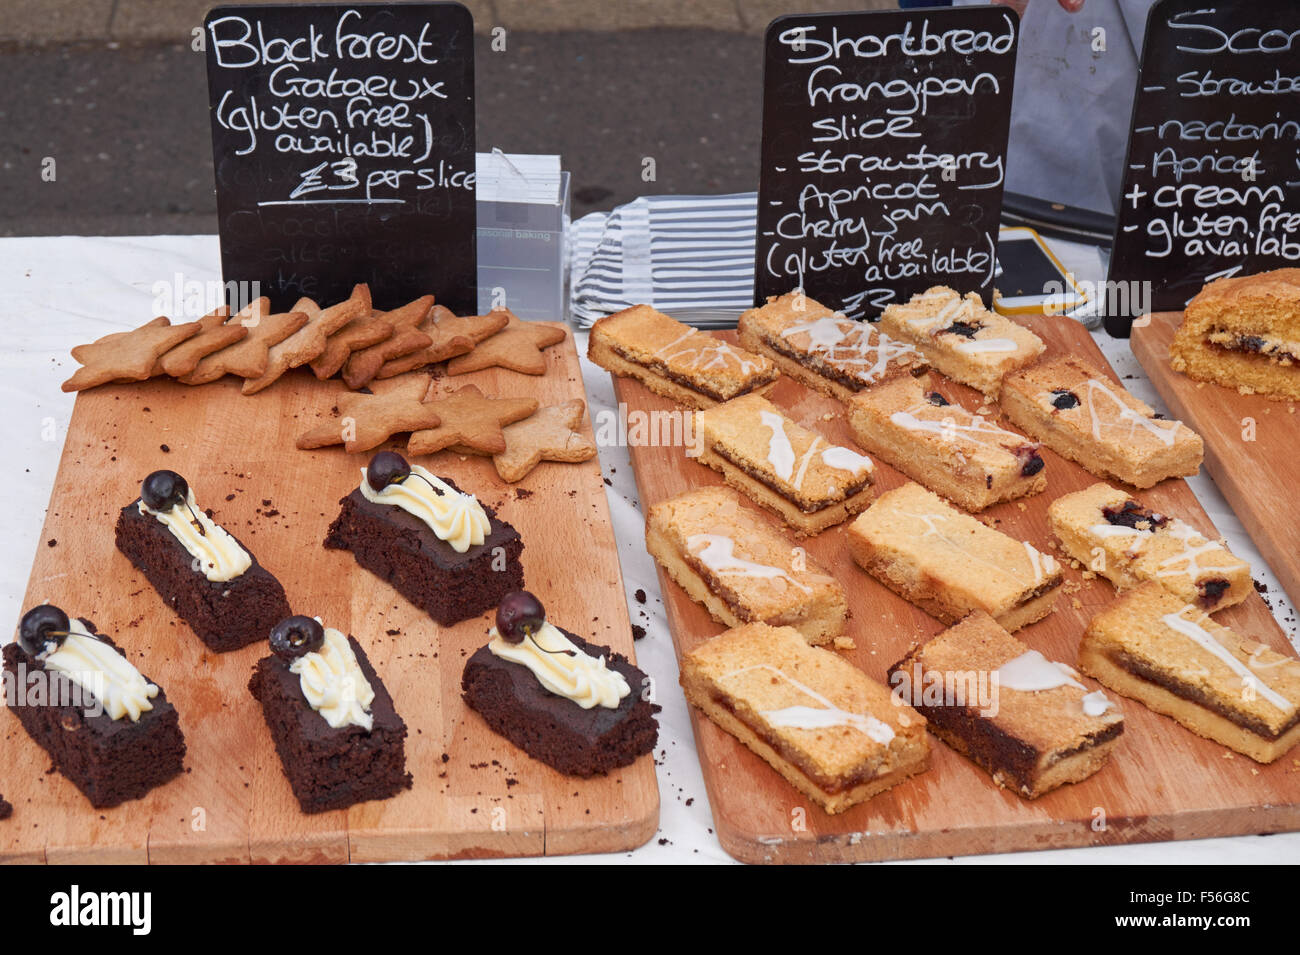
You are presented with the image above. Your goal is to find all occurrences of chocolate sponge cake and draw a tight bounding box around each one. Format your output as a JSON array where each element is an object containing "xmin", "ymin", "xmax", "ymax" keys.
[
  {"xmin": 325, "ymin": 453, "xmax": 524, "ymax": 626},
  {"xmin": 114, "ymin": 469, "xmax": 290, "ymax": 652},
  {"xmin": 462, "ymin": 592, "xmax": 659, "ymax": 777},
  {"xmin": 4, "ymin": 606, "xmax": 186, "ymax": 809},
  {"xmin": 248, "ymin": 615, "xmax": 412, "ymax": 814}
]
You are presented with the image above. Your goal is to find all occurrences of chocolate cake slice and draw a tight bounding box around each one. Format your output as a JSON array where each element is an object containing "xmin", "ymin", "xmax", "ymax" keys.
[
  {"xmin": 114, "ymin": 470, "xmax": 290, "ymax": 652},
  {"xmin": 3, "ymin": 608, "xmax": 186, "ymax": 809},
  {"xmin": 462, "ymin": 592, "xmax": 659, "ymax": 777},
  {"xmin": 324, "ymin": 457, "xmax": 524, "ymax": 626},
  {"xmin": 248, "ymin": 616, "xmax": 412, "ymax": 814}
]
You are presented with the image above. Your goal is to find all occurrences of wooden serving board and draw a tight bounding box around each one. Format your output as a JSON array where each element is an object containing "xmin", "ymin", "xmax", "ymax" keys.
[
  {"xmin": 1132, "ymin": 311, "xmax": 1300, "ymax": 609},
  {"xmin": 613, "ymin": 315, "xmax": 1300, "ymax": 864},
  {"xmin": 1, "ymin": 326, "xmax": 658, "ymax": 864}
]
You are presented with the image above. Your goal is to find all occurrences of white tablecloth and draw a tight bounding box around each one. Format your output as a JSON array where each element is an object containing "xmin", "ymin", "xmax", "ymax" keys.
[{"xmin": 2, "ymin": 235, "xmax": 1296, "ymax": 865}]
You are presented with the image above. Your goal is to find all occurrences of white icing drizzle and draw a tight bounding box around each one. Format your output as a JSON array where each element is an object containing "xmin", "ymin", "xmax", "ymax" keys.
[
  {"xmin": 994, "ymin": 650, "xmax": 1085, "ymax": 692},
  {"xmin": 903, "ymin": 508, "xmax": 1057, "ymax": 589},
  {"xmin": 791, "ymin": 435, "xmax": 823, "ymax": 491},
  {"xmin": 820, "ymin": 446, "xmax": 874, "ymax": 475},
  {"xmin": 42, "ymin": 619, "xmax": 159, "ymax": 722},
  {"xmin": 993, "ymin": 650, "xmax": 1115, "ymax": 717},
  {"xmin": 1089, "ymin": 523, "xmax": 1147, "ymax": 539},
  {"xmin": 890, "ymin": 404, "xmax": 1027, "ymax": 457},
  {"xmin": 723, "ymin": 663, "xmax": 895, "ymax": 744},
  {"xmin": 686, "ymin": 533, "xmax": 811, "ymax": 593},
  {"xmin": 139, "ymin": 488, "xmax": 251, "ymax": 582},
  {"xmin": 759, "ymin": 409, "xmax": 871, "ymax": 491},
  {"xmin": 1160, "ymin": 610, "xmax": 1292, "ymax": 712},
  {"xmin": 654, "ymin": 329, "xmax": 763, "ymax": 375},
  {"xmin": 903, "ymin": 290, "xmax": 965, "ymax": 330},
  {"xmin": 955, "ymin": 338, "xmax": 1018, "ymax": 354},
  {"xmin": 1154, "ymin": 521, "xmax": 1242, "ymax": 580},
  {"xmin": 760, "ymin": 411, "xmax": 795, "ymax": 481},
  {"xmin": 1081, "ymin": 378, "xmax": 1182, "ymax": 447},
  {"xmin": 777, "ymin": 315, "xmax": 918, "ymax": 384},
  {"xmin": 1082, "ymin": 690, "xmax": 1114, "ymax": 716},
  {"xmin": 1022, "ymin": 541, "xmax": 1059, "ymax": 584}
]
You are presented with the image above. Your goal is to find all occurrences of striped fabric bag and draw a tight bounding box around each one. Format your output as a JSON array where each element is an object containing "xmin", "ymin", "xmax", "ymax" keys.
[{"xmin": 569, "ymin": 192, "xmax": 759, "ymax": 328}]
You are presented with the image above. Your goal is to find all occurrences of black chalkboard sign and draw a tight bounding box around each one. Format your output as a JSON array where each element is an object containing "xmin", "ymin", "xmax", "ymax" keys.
[
  {"xmin": 1106, "ymin": 0, "xmax": 1300, "ymax": 336},
  {"xmin": 754, "ymin": 7, "xmax": 1019, "ymax": 320},
  {"xmin": 204, "ymin": 2, "xmax": 476, "ymax": 313}
]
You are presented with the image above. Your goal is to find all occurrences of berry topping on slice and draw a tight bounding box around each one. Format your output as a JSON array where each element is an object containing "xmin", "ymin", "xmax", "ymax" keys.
[
  {"xmin": 366, "ymin": 451, "xmax": 411, "ymax": 491},
  {"xmin": 142, "ymin": 470, "xmax": 189, "ymax": 511},
  {"xmin": 926, "ymin": 391, "xmax": 950, "ymax": 407},
  {"xmin": 1049, "ymin": 389, "xmax": 1080, "ymax": 410},
  {"xmin": 496, "ymin": 591, "xmax": 546, "ymax": 644},
  {"xmin": 18, "ymin": 604, "xmax": 71, "ymax": 656},
  {"xmin": 1013, "ymin": 444, "xmax": 1045, "ymax": 477},
  {"xmin": 1101, "ymin": 499, "xmax": 1167, "ymax": 531},
  {"xmin": 939, "ymin": 321, "xmax": 982, "ymax": 339},
  {"xmin": 1198, "ymin": 578, "xmax": 1230, "ymax": 606},
  {"xmin": 270, "ymin": 615, "xmax": 326, "ymax": 662}
]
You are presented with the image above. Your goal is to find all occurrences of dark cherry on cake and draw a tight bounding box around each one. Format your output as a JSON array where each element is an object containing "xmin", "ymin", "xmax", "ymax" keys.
[
  {"xmin": 248, "ymin": 614, "xmax": 412, "ymax": 814},
  {"xmin": 114, "ymin": 468, "xmax": 290, "ymax": 652},
  {"xmin": 324, "ymin": 452, "xmax": 525, "ymax": 626},
  {"xmin": 462, "ymin": 591, "xmax": 659, "ymax": 777},
  {"xmin": 2, "ymin": 604, "xmax": 186, "ymax": 808}
]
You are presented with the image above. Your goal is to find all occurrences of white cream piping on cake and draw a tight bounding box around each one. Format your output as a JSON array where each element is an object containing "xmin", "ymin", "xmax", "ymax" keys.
[
  {"xmin": 724, "ymin": 663, "xmax": 895, "ymax": 744},
  {"xmin": 42, "ymin": 619, "xmax": 159, "ymax": 722},
  {"xmin": 139, "ymin": 488, "xmax": 251, "ymax": 582},
  {"xmin": 488, "ymin": 622, "xmax": 630, "ymax": 710},
  {"xmin": 289, "ymin": 626, "xmax": 375, "ymax": 731},
  {"xmin": 359, "ymin": 465, "xmax": 489, "ymax": 554}
]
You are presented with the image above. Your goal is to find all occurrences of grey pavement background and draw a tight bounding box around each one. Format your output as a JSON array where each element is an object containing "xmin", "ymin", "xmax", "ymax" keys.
[{"xmin": 0, "ymin": 1, "xmax": 893, "ymax": 236}]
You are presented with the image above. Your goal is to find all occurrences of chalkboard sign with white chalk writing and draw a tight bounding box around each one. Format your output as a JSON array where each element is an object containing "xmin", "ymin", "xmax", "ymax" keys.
[
  {"xmin": 1107, "ymin": 0, "xmax": 1300, "ymax": 336},
  {"xmin": 204, "ymin": 3, "xmax": 476, "ymax": 312},
  {"xmin": 754, "ymin": 7, "xmax": 1019, "ymax": 320}
]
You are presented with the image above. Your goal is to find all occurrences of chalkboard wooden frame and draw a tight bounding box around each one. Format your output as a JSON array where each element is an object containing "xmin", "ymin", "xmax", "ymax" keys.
[
  {"xmin": 204, "ymin": 2, "xmax": 477, "ymax": 313},
  {"xmin": 1106, "ymin": 0, "xmax": 1300, "ymax": 337},
  {"xmin": 754, "ymin": 6, "xmax": 1019, "ymax": 321}
]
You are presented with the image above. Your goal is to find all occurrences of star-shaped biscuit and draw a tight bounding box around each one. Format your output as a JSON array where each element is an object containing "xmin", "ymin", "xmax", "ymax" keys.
[
  {"xmin": 407, "ymin": 384, "xmax": 539, "ymax": 456},
  {"xmin": 492, "ymin": 399, "xmax": 598, "ymax": 482},
  {"xmin": 375, "ymin": 305, "xmax": 509, "ymax": 379},
  {"xmin": 296, "ymin": 373, "xmax": 441, "ymax": 453},
  {"xmin": 309, "ymin": 310, "xmax": 394, "ymax": 380},
  {"xmin": 179, "ymin": 298, "xmax": 309, "ymax": 385},
  {"xmin": 241, "ymin": 284, "xmax": 371, "ymax": 395},
  {"xmin": 342, "ymin": 295, "xmax": 436, "ymax": 390},
  {"xmin": 63, "ymin": 316, "xmax": 202, "ymax": 392},
  {"xmin": 445, "ymin": 312, "xmax": 567, "ymax": 376},
  {"xmin": 152, "ymin": 306, "xmax": 248, "ymax": 379}
]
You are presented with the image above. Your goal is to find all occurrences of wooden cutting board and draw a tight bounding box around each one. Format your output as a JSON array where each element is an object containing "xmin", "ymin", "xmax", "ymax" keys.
[
  {"xmin": 612, "ymin": 315, "xmax": 1300, "ymax": 864},
  {"xmin": 1132, "ymin": 311, "xmax": 1300, "ymax": 610},
  {"xmin": 1, "ymin": 326, "xmax": 658, "ymax": 864}
]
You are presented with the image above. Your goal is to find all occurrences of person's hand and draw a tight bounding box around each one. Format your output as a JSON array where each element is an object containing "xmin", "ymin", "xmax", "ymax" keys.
[{"xmin": 992, "ymin": 0, "xmax": 1086, "ymax": 14}]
